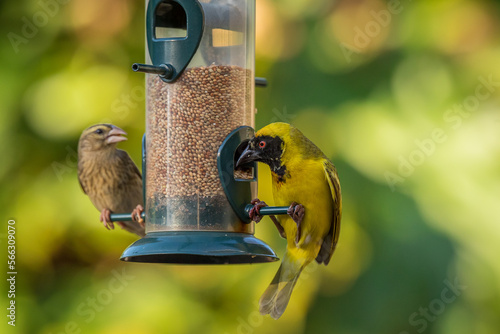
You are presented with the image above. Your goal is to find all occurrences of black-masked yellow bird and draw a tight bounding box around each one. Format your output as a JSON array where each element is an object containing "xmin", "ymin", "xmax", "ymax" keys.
[
  {"xmin": 236, "ymin": 122, "xmax": 341, "ymax": 319},
  {"xmin": 78, "ymin": 124, "xmax": 145, "ymax": 237}
]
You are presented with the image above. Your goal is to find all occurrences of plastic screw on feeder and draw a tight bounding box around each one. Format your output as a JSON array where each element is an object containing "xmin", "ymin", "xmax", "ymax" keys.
[
  {"xmin": 132, "ymin": 63, "xmax": 174, "ymax": 79},
  {"xmin": 244, "ymin": 205, "xmax": 289, "ymax": 217},
  {"xmin": 110, "ymin": 212, "xmax": 146, "ymax": 222},
  {"xmin": 255, "ymin": 77, "xmax": 268, "ymax": 87}
]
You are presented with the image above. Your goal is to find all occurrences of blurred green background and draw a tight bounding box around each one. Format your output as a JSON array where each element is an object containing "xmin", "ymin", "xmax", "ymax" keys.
[{"xmin": 1, "ymin": 0, "xmax": 500, "ymax": 333}]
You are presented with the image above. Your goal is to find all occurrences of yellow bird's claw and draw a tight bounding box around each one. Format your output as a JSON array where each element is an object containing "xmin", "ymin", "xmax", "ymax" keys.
[
  {"xmin": 249, "ymin": 198, "xmax": 268, "ymax": 223},
  {"xmin": 287, "ymin": 202, "xmax": 305, "ymax": 244}
]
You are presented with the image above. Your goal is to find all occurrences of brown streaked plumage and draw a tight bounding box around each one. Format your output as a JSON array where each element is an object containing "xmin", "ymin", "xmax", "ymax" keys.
[{"xmin": 78, "ymin": 124, "xmax": 145, "ymax": 237}]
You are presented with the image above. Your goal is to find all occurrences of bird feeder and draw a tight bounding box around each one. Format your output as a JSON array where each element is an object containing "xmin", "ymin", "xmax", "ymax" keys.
[{"xmin": 114, "ymin": 0, "xmax": 288, "ymax": 264}]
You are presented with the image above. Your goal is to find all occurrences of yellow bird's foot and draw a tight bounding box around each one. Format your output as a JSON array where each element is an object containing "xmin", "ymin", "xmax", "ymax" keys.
[
  {"xmin": 131, "ymin": 204, "xmax": 145, "ymax": 227},
  {"xmin": 269, "ymin": 215, "xmax": 286, "ymax": 239},
  {"xmin": 249, "ymin": 199, "xmax": 286, "ymax": 238},
  {"xmin": 100, "ymin": 208, "xmax": 114, "ymax": 230},
  {"xmin": 287, "ymin": 202, "xmax": 305, "ymax": 245},
  {"xmin": 249, "ymin": 198, "xmax": 268, "ymax": 223}
]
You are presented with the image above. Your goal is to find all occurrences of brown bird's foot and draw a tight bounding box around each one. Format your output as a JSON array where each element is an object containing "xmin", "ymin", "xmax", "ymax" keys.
[
  {"xmin": 100, "ymin": 208, "xmax": 114, "ymax": 230},
  {"xmin": 287, "ymin": 202, "xmax": 305, "ymax": 244},
  {"xmin": 249, "ymin": 198, "xmax": 268, "ymax": 223},
  {"xmin": 269, "ymin": 215, "xmax": 286, "ymax": 239},
  {"xmin": 131, "ymin": 204, "xmax": 145, "ymax": 227}
]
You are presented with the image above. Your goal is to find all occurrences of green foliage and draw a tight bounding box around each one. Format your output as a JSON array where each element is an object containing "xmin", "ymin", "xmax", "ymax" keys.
[{"xmin": 1, "ymin": 0, "xmax": 500, "ymax": 333}]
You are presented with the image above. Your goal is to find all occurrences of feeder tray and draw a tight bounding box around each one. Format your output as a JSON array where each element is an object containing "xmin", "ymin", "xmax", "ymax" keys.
[{"xmin": 120, "ymin": 232, "xmax": 277, "ymax": 264}]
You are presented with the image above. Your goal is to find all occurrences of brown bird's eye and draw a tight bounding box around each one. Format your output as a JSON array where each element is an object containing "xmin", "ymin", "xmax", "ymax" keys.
[
  {"xmin": 95, "ymin": 129, "xmax": 103, "ymax": 134},
  {"xmin": 259, "ymin": 141, "xmax": 266, "ymax": 148}
]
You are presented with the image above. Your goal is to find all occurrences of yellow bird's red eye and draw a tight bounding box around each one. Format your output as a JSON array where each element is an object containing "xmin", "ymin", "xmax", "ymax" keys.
[{"xmin": 259, "ymin": 141, "xmax": 266, "ymax": 148}]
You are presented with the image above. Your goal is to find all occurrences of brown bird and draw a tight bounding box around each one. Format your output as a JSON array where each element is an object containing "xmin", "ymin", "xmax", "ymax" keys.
[{"xmin": 78, "ymin": 124, "xmax": 145, "ymax": 237}]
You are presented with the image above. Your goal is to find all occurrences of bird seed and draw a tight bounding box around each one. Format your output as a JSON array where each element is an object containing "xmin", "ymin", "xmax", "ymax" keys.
[{"xmin": 145, "ymin": 65, "xmax": 254, "ymax": 231}]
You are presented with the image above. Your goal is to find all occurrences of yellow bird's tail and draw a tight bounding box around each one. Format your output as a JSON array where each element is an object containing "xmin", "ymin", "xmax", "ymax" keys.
[{"xmin": 259, "ymin": 251, "xmax": 306, "ymax": 319}]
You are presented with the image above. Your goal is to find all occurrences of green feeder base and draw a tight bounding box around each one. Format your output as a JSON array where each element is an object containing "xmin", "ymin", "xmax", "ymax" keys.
[{"xmin": 120, "ymin": 231, "xmax": 279, "ymax": 264}]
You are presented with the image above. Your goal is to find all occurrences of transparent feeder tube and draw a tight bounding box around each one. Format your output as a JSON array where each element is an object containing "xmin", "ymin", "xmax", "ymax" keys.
[{"xmin": 145, "ymin": 0, "xmax": 256, "ymax": 233}]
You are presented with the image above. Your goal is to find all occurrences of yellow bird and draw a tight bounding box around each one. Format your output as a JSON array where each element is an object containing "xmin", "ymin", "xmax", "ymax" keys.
[{"xmin": 236, "ymin": 122, "xmax": 341, "ymax": 319}]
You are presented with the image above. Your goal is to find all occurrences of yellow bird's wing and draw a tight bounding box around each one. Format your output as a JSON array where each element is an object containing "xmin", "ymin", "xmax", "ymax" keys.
[{"xmin": 315, "ymin": 159, "xmax": 342, "ymax": 265}]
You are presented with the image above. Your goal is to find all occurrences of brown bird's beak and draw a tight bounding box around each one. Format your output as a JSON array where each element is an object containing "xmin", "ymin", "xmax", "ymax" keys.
[
  {"xmin": 236, "ymin": 145, "xmax": 261, "ymax": 168},
  {"xmin": 106, "ymin": 126, "xmax": 128, "ymax": 144}
]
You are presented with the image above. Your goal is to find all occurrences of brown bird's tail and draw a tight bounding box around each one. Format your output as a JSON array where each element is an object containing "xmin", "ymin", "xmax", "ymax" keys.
[
  {"xmin": 259, "ymin": 252, "xmax": 304, "ymax": 319},
  {"xmin": 117, "ymin": 221, "xmax": 145, "ymax": 237}
]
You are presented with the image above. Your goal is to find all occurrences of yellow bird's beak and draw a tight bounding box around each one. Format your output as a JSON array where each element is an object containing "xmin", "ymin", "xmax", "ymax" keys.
[
  {"xmin": 106, "ymin": 126, "xmax": 128, "ymax": 144},
  {"xmin": 236, "ymin": 145, "xmax": 261, "ymax": 168}
]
